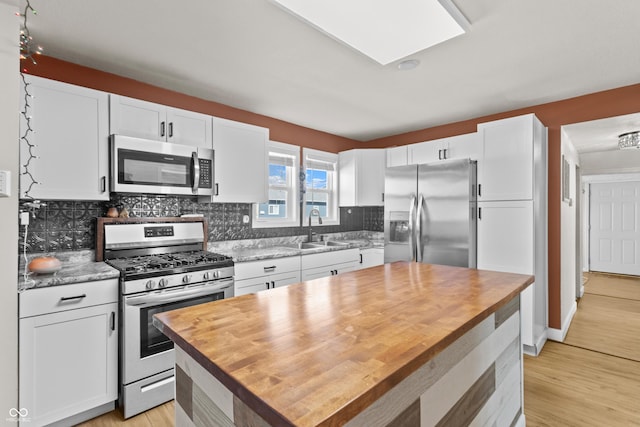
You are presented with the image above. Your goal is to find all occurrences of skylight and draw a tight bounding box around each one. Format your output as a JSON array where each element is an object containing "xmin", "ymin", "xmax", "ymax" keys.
[{"xmin": 270, "ymin": 0, "xmax": 470, "ymax": 65}]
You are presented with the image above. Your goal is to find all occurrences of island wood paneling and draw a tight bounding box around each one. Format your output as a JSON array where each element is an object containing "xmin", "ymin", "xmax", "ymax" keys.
[{"xmin": 155, "ymin": 262, "xmax": 533, "ymax": 426}]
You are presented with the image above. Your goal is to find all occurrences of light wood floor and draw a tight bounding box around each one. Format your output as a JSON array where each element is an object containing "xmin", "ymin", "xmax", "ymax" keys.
[
  {"xmin": 524, "ymin": 272, "xmax": 640, "ymax": 426},
  {"xmin": 79, "ymin": 272, "xmax": 640, "ymax": 427}
]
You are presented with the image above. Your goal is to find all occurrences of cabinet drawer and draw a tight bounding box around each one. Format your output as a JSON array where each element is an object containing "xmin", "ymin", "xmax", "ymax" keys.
[
  {"xmin": 301, "ymin": 261, "xmax": 358, "ymax": 282},
  {"xmin": 301, "ymin": 249, "xmax": 359, "ymax": 270},
  {"xmin": 234, "ymin": 256, "xmax": 300, "ymax": 281},
  {"xmin": 20, "ymin": 279, "xmax": 119, "ymax": 318}
]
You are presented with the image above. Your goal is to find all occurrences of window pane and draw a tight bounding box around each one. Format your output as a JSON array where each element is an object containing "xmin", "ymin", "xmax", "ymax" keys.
[
  {"xmin": 258, "ymin": 189, "xmax": 288, "ymax": 218},
  {"xmin": 269, "ymin": 164, "xmax": 287, "ymax": 186},
  {"xmin": 305, "ymin": 191, "xmax": 328, "ymax": 217},
  {"xmin": 306, "ymin": 168, "xmax": 327, "ymax": 190}
]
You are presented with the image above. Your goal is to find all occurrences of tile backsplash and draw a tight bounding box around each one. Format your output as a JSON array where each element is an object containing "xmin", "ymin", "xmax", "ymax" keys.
[{"xmin": 19, "ymin": 195, "xmax": 383, "ymax": 254}]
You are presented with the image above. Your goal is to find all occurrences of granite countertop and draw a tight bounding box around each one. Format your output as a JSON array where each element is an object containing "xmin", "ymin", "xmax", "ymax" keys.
[
  {"xmin": 209, "ymin": 232, "xmax": 384, "ymax": 263},
  {"xmin": 18, "ymin": 250, "xmax": 120, "ymax": 292}
]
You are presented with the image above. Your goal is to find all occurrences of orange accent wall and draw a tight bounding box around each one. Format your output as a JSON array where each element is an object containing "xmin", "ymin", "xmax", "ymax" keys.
[
  {"xmin": 364, "ymin": 84, "xmax": 640, "ymax": 329},
  {"xmin": 24, "ymin": 56, "xmax": 640, "ymax": 330},
  {"xmin": 21, "ymin": 56, "xmax": 359, "ymax": 154}
]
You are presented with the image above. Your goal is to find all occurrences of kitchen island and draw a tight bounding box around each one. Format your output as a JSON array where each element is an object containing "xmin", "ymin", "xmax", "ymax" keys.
[{"xmin": 153, "ymin": 262, "xmax": 533, "ymax": 427}]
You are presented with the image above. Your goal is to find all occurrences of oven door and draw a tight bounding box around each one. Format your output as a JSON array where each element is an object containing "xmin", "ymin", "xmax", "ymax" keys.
[
  {"xmin": 122, "ymin": 278, "xmax": 233, "ymax": 385},
  {"xmin": 111, "ymin": 134, "xmax": 214, "ymax": 196}
]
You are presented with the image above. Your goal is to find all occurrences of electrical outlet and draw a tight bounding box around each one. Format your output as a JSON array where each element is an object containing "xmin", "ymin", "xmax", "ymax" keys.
[
  {"xmin": 0, "ymin": 170, "xmax": 10, "ymax": 197},
  {"xmin": 242, "ymin": 214, "xmax": 250, "ymax": 224},
  {"xmin": 20, "ymin": 211, "xmax": 30, "ymax": 226}
]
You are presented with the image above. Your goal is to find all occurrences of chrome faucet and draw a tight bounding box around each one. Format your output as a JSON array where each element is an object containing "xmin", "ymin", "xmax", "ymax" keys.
[{"xmin": 307, "ymin": 208, "xmax": 323, "ymax": 242}]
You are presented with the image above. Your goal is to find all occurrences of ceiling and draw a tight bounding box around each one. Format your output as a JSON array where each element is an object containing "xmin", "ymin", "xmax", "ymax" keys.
[
  {"xmin": 563, "ymin": 113, "xmax": 640, "ymax": 154},
  {"xmin": 18, "ymin": 0, "xmax": 640, "ymax": 142}
]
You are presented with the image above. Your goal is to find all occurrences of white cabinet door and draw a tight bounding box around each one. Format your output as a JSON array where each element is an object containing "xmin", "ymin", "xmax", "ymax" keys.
[
  {"xmin": 166, "ymin": 108, "xmax": 212, "ymax": 148},
  {"xmin": 358, "ymin": 248, "xmax": 384, "ymax": 270},
  {"xmin": 386, "ymin": 146, "xmax": 408, "ymax": 167},
  {"xmin": 477, "ymin": 200, "xmax": 534, "ymax": 275},
  {"xmin": 111, "ymin": 95, "xmax": 212, "ymax": 148},
  {"xmin": 446, "ymin": 132, "xmax": 481, "ymax": 161},
  {"xmin": 19, "ymin": 303, "xmax": 118, "ymax": 427},
  {"xmin": 212, "ymin": 117, "xmax": 268, "ymax": 203},
  {"xmin": 339, "ymin": 149, "xmax": 385, "ymax": 206},
  {"xmin": 110, "ymin": 95, "xmax": 166, "ymax": 141},
  {"xmin": 477, "ymin": 115, "xmax": 536, "ymax": 201},
  {"xmin": 20, "ymin": 76, "xmax": 109, "ymax": 200},
  {"xmin": 408, "ymin": 140, "xmax": 440, "ymax": 164},
  {"xmin": 271, "ymin": 270, "xmax": 302, "ymax": 289},
  {"xmin": 235, "ymin": 276, "xmax": 272, "ymax": 296}
]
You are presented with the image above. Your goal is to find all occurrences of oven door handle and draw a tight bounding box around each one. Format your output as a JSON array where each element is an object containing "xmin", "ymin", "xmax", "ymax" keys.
[{"xmin": 125, "ymin": 279, "xmax": 233, "ymax": 307}]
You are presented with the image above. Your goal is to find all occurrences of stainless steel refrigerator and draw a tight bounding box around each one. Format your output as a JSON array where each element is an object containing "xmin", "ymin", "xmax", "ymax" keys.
[{"xmin": 384, "ymin": 158, "xmax": 477, "ymax": 267}]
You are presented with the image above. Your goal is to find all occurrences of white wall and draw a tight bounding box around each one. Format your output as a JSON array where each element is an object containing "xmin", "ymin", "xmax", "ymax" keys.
[
  {"xmin": 557, "ymin": 129, "xmax": 579, "ymax": 339},
  {"xmin": 0, "ymin": 1, "xmax": 20, "ymax": 424}
]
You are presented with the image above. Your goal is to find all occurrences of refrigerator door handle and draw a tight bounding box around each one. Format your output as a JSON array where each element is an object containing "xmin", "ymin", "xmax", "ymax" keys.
[
  {"xmin": 409, "ymin": 194, "xmax": 417, "ymax": 262},
  {"xmin": 416, "ymin": 194, "xmax": 425, "ymax": 262}
]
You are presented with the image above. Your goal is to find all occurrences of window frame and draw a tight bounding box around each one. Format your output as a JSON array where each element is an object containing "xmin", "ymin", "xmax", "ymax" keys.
[
  {"xmin": 252, "ymin": 141, "xmax": 300, "ymax": 228},
  {"xmin": 303, "ymin": 147, "xmax": 340, "ymax": 225}
]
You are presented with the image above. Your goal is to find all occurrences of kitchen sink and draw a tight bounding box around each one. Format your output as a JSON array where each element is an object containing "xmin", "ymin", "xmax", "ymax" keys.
[
  {"xmin": 297, "ymin": 241, "xmax": 351, "ymax": 250},
  {"xmin": 324, "ymin": 241, "xmax": 350, "ymax": 247},
  {"xmin": 298, "ymin": 242, "xmax": 324, "ymax": 250}
]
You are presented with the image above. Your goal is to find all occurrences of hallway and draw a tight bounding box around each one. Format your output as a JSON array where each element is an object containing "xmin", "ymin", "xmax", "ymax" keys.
[{"xmin": 524, "ymin": 272, "xmax": 640, "ymax": 426}]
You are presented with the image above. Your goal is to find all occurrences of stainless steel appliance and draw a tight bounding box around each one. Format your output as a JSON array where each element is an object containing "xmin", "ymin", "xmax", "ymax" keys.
[
  {"xmin": 100, "ymin": 219, "xmax": 233, "ymax": 418},
  {"xmin": 110, "ymin": 134, "xmax": 214, "ymax": 196},
  {"xmin": 384, "ymin": 158, "xmax": 477, "ymax": 267}
]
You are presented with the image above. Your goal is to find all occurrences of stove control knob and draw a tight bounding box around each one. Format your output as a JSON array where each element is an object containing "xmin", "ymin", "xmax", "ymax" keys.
[
  {"xmin": 182, "ymin": 275, "xmax": 192, "ymax": 284},
  {"xmin": 158, "ymin": 278, "xmax": 168, "ymax": 288},
  {"xmin": 145, "ymin": 280, "xmax": 156, "ymax": 290},
  {"xmin": 203, "ymin": 272, "xmax": 212, "ymax": 280},
  {"xmin": 214, "ymin": 270, "xmax": 220, "ymax": 279}
]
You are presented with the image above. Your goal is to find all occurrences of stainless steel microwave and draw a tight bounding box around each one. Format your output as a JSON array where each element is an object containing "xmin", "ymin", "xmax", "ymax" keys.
[{"xmin": 110, "ymin": 135, "xmax": 214, "ymax": 196}]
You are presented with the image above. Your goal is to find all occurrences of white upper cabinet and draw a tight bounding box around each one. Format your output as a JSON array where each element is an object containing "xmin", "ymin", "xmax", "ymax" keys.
[
  {"xmin": 20, "ymin": 75, "xmax": 109, "ymax": 200},
  {"xmin": 386, "ymin": 146, "xmax": 408, "ymax": 167},
  {"xmin": 339, "ymin": 149, "xmax": 385, "ymax": 206},
  {"xmin": 409, "ymin": 132, "xmax": 480, "ymax": 164},
  {"xmin": 110, "ymin": 95, "xmax": 212, "ymax": 148},
  {"xmin": 477, "ymin": 114, "xmax": 545, "ymax": 201},
  {"xmin": 211, "ymin": 117, "xmax": 268, "ymax": 203}
]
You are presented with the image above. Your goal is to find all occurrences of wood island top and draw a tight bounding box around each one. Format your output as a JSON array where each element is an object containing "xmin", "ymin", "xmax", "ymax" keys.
[{"xmin": 153, "ymin": 262, "xmax": 533, "ymax": 427}]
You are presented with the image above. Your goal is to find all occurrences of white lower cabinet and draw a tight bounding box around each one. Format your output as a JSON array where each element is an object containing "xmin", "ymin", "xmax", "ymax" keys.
[
  {"xmin": 19, "ymin": 279, "xmax": 118, "ymax": 427},
  {"xmin": 234, "ymin": 256, "xmax": 300, "ymax": 296},
  {"xmin": 301, "ymin": 249, "xmax": 360, "ymax": 281},
  {"xmin": 358, "ymin": 248, "xmax": 384, "ymax": 270}
]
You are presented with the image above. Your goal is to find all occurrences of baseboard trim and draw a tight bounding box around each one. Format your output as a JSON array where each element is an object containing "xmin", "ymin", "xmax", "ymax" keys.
[
  {"xmin": 515, "ymin": 412, "xmax": 526, "ymax": 427},
  {"xmin": 548, "ymin": 301, "xmax": 577, "ymax": 342},
  {"xmin": 523, "ymin": 329, "xmax": 548, "ymax": 356}
]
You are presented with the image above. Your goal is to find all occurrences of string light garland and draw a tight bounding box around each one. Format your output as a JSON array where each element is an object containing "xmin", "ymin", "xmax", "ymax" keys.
[{"xmin": 17, "ymin": 0, "xmax": 43, "ymax": 199}]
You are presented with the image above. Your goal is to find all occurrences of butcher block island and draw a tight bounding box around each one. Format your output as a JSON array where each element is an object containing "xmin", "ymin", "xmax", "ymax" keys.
[{"xmin": 153, "ymin": 262, "xmax": 533, "ymax": 427}]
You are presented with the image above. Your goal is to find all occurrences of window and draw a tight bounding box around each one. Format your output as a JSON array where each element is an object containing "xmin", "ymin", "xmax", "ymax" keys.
[
  {"xmin": 253, "ymin": 141, "xmax": 300, "ymax": 228},
  {"xmin": 303, "ymin": 148, "xmax": 339, "ymax": 225}
]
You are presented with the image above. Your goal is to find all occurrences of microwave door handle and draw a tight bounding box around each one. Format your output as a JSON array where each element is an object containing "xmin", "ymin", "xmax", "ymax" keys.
[{"xmin": 192, "ymin": 151, "xmax": 200, "ymax": 193}]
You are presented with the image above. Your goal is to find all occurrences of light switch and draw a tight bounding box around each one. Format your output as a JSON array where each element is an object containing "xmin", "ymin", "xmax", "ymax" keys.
[{"xmin": 0, "ymin": 170, "xmax": 10, "ymax": 197}]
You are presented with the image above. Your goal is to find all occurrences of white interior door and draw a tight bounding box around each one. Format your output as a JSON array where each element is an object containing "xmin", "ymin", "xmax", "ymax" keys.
[{"xmin": 589, "ymin": 181, "xmax": 640, "ymax": 275}]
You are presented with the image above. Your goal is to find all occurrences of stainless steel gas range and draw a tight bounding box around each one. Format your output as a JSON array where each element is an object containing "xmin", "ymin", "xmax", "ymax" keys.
[{"xmin": 97, "ymin": 218, "xmax": 234, "ymax": 418}]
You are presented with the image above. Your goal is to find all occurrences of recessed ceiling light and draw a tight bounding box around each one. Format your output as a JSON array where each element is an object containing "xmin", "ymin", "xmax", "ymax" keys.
[
  {"xmin": 270, "ymin": 0, "xmax": 470, "ymax": 65},
  {"xmin": 397, "ymin": 59, "xmax": 420, "ymax": 71}
]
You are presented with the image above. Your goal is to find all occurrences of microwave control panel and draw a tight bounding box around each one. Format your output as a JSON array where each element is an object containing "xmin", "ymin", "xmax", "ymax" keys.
[{"xmin": 199, "ymin": 159, "xmax": 212, "ymax": 188}]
